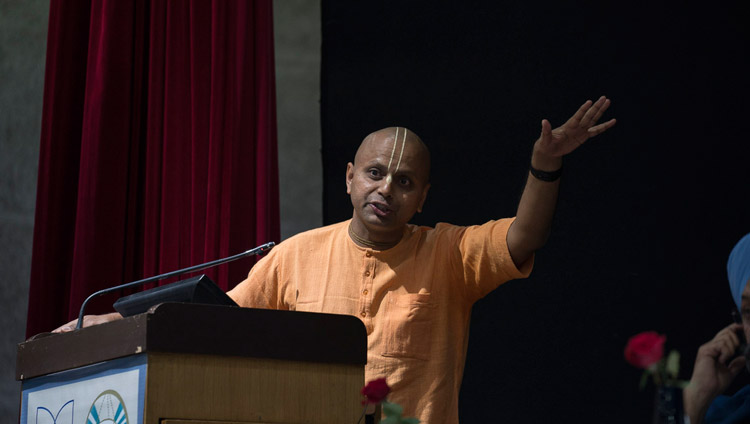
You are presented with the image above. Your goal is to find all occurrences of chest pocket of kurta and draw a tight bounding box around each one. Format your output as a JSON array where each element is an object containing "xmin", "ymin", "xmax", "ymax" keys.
[{"xmin": 381, "ymin": 293, "xmax": 433, "ymax": 361}]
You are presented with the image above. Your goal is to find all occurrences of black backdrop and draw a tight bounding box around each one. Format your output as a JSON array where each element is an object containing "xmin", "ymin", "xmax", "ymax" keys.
[{"xmin": 319, "ymin": 1, "xmax": 750, "ymax": 422}]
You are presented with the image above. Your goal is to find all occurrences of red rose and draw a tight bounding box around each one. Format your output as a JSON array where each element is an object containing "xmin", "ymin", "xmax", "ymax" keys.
[
  {"xmin": 624, "ymin": 331, "xmax": 666, "ymax": 369},
  {"xmin": 361, "ymin": 378, "xmax": 390, "ymax": 404}
]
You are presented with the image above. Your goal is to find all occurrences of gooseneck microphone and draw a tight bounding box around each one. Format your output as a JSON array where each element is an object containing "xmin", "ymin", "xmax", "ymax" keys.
[{"xmin": 75, "ymin": 242, "xmax": 275, "ymax": 329}]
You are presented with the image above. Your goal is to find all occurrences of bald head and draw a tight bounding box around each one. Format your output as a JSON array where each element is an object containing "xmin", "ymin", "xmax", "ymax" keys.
[{"xmin": 354, "ymin": 127, "xmax": 431, "ymax": 183}]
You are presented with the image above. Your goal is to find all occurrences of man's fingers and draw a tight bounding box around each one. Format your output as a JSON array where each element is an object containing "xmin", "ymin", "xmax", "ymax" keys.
[
  {"xmin": 52, "ymin": 319, "xmax": 78, "ymax": 333},
  {"xmin": 580, "ymin": 96, "xmax": 609, "ymax": 126},
  {"xmin": 587, "ymin": 119, "xmax": 616, "ymax": 137},
  {"xmin": 570, "ymin": 100, "xmax": 593, "ymax": 124},
  {"xmin": 716, "ymin": 323, "xmax": 745, "ymax": 346},
  {"xmin": 717, "ymin": 336, "xmax": 742, "ymax": 364},
  {"xmin": 588, "ymin": 97, "xmax": 610, "ymax": 124},
  {"xmin": 719, "ymin": 327, "xmax": 742, "ymax": 347},
  {"xmin": 729, "ymin": 322, "xmax": 745, "ymax": 335},
  {"xmin": 700, "ymin": 336, "xmax": 733, "ymax": 358},
  {"xmin": 725, "ymin": 331, "xmax": 741, "ymax": 349},
  {"xmin": 573, "ymin": 96, "xmax": 610, "ymax": 126},
  {"xmin": 729, "ymin": 356, "xmax": 747, "ymax": 373},
  {"xmin": 539, "ymin": 119, "xmax": 552, "ymax": 140}
]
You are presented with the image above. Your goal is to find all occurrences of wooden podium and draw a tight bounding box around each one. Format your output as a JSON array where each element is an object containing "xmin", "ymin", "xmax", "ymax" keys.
[{"xmin": 16, "ymin": 303, "xmax": 368, "ymax": 424}]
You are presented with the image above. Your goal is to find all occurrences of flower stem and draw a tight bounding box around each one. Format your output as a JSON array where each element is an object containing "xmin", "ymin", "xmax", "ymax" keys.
[{"xmin": 357, "ymin": 403, "xmax": 368, "ymax": 424}]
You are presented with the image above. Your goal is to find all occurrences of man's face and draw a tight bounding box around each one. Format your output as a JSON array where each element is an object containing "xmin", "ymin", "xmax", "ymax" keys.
[{"xmin": 346, "ymin": 129, "xmax": 430, "ymax": 242}]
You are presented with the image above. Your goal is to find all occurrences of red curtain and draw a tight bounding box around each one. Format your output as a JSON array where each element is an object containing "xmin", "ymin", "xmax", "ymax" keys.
[{"xmin": 27, "ymin": 0, "xmax": 279, "ymax": 337}]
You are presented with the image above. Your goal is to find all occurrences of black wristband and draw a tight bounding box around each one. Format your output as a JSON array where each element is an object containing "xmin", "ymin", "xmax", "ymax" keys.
[{"xmin": 529, "ymin": 165, "xmax": 562, "ymax": 182}]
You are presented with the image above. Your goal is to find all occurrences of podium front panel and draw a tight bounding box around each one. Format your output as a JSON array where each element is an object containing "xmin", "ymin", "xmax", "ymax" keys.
[
  {"xmin": 17, "ymin": 304, "xmax": 367, "ymax": 424},
  {"xmin": 20, "ymin": 355, "xmax": 147, "ymax": 424}
]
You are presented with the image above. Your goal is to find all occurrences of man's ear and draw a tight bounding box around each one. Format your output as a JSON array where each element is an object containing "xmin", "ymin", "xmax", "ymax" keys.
[
  {"xmin": 417, "ymin": 183, "xmax": 431, "ymax": 213},
  {"xmin": 346, "ymin": 162, "xmax": 354, "ymax": 194}
]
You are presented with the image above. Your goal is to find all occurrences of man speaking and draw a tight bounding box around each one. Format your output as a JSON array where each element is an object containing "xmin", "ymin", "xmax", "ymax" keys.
[{"xmin": 57, "ymin": 96, "xmax": 616, "ymax": 424}]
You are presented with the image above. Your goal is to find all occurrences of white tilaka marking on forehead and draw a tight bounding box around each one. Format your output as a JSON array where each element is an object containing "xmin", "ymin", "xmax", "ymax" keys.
[
  {"xmin": 386, "ymin": 127, "xmax": 399, "ymax": 174},
  {"xmin": 385, "ymin": 127, "xmax": 404, "ymax": 186},
  {"xmin": 384, "ymin": 127, "xmax": 409, "ymax": 186},
  {"xmin": 394, "ymin": 128, "xmax": 407, "ymax": 174}
]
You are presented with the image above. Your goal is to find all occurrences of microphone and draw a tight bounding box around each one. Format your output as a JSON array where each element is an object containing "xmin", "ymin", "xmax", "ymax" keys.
[{"xmin": 75, "ymin": 242, "xmax": 275, "ymax": 329}]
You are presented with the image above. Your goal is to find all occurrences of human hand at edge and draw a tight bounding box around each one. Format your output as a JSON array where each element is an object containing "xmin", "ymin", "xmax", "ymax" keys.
[
  {"xmin": 51, "ymin": 312, "xmax": 123, "ymax": 333},
  {"xmin": 684, "ymin": 323, "xmax": 747, "ymax": 424}
]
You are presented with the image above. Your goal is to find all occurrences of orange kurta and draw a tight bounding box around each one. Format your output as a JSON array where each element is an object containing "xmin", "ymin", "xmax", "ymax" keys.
[{"xmin": 228, "ymin": 218, "xmax": 532, "ymax": 424}]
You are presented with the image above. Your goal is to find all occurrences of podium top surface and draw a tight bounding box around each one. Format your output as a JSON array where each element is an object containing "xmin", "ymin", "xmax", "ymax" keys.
[{"xmin": 17, "ymin": 303, "xmax": 367, "ymax": 380}]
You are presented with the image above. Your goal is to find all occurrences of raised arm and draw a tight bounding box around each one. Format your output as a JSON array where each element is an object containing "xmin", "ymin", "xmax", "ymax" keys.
[{"xmin": 506, "ymin": 96, "xmax": 616, "ymax": 266}]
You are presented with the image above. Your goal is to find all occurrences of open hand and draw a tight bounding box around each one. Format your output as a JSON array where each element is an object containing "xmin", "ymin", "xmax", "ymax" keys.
[{"xmin": 535, "ymin": 95, "xmax": 616, "ymax": 158}]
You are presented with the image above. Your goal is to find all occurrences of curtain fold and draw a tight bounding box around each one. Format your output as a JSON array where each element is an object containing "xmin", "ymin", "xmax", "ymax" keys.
[{"xmin": 27, "ymin": 0, "xmax": 279, "ymax": 337}]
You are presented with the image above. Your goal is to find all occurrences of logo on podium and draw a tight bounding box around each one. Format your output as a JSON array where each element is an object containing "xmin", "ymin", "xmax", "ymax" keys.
[{"xmin": 86, "ymin": 390, "xmax": 130, "ymax": 424}]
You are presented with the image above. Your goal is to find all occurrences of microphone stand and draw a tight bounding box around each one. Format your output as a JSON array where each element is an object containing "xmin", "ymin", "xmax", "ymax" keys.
[{"xmin": 75, "ymin": 242, "xmax": 275, "ymax": 330}]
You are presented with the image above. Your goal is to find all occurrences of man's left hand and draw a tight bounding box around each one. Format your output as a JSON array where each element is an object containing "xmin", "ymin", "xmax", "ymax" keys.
[{"xmin": 534, "ymin": 95, "xmax": 616, "ymax": 159}]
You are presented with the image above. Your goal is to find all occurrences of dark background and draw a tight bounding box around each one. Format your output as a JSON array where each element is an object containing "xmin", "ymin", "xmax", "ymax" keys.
[{"xmin": 320, "ymin": 1, "xmax": 750, "ymax": 422}]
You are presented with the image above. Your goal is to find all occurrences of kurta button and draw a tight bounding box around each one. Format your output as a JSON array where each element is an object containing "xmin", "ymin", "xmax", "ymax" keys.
[
  {"xmin": 360, "ymin": 312, "xmax": 366, "ymax": 318},
  {"xmin": 364, "ymin": 271, "xmax": 370, "ymax": 277},
  {"xmin": 365, "ymin": 252, "xmax": 372, "ymax": 257},
  {"xmin": 363, "ymin": 289, "xmax": 368, "ymax": 295}
]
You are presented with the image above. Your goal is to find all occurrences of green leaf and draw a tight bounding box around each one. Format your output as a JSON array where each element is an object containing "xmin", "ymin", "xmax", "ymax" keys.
[
  {"xmin": 674, "ymin": 379, "xmax": 690, "ymax": 389},
  {"xmin": 382, "ymin": 401, "xmax": 404, "ymax": 417},
  {"xmin": 665, "ymin": 350, "xmax": 680, "ymax": 380},
  {"xmin": 381, "ymin": 415, "xmax": 419, "ymax": 424},
  {"xmin": 639, "ymin": 370, "xmax": 651, "ymax": 390},
  {"xmin": 380, "ymin": 401, "xmax": 420, "ymax": 424}
]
